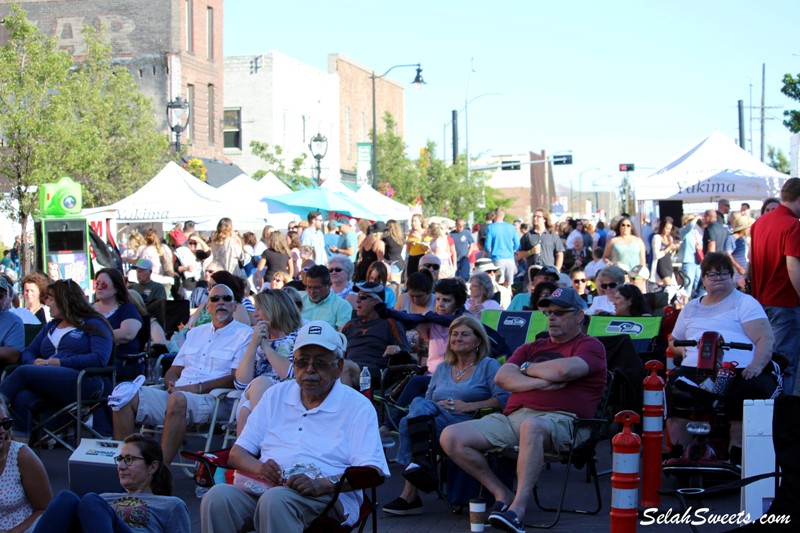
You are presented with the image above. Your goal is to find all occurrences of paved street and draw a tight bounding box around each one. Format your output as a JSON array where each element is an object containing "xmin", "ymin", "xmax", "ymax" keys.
[{"xmin": 39, "ymin": 436, "xmax": 747, "ymax": 533}]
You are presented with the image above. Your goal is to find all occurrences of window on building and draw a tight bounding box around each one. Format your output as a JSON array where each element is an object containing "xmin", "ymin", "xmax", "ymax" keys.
[
  {"xmin": 206, "ymin": 7, "xmax": 214, "ymax": 59},
  {"xmin": 224, "ymin": 109, "xmax": 242, "ymax": 150},
  {"xmin": 185, "ymin": 0, "xmax": 193, "ymax": 53},
  {"xmin": 187, "ymin": 84, "xmax": 195, "ymax": 142},
  {"xmin": 208, "ymin": 84, "xmax": 215, "ymax": 146}
]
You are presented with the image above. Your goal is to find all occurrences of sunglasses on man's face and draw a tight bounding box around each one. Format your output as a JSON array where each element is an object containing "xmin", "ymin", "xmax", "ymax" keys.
[
  {"xmin": 330, "ymin": 267, "xmax": 345, "ymax": 273},
  {"xmin": 421, "ymin": 263, "xmax": 440, "ymax": 271},
  {"xmin": 209, "ymin": 295, "xmax": 234, "ymax": 303},
  {"xmin": 600, "ymin": 282, "xmax": 618, "ymax": 290}
]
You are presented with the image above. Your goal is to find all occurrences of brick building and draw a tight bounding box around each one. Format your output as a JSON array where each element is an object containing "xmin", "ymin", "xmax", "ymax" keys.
[
  {"xmin": 329, "ymin": 54, "xmax": 405, "ymax": 182},
  {"xmin": 0, "ymin": 0, "xmax": 224, "ymax": 159}
]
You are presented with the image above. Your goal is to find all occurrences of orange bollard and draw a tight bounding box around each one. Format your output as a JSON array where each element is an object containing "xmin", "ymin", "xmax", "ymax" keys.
[
  {"xmin": 641, "ymin": 360, "xmax": 665, "ymax": 509},
  {"xmin": 611, "ymin": 410, "xmax": 641, "ymax": 533}
]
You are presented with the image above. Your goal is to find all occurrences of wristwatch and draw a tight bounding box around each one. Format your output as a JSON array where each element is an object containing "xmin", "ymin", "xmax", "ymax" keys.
[
  {"xmin": 520, "ymin": 362, "xmax": 531, "ymax": 374},
  {"xmin": 328, "ymin": 475, "xmax": 341, "ymax": 486}
]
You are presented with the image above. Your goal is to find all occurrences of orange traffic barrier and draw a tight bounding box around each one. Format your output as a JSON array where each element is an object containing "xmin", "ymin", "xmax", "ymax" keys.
[
  {"xmin": 641, "ymin": 360, "xmax": 665, "ymax": 508},
  {"xmin": 611, "ymin": 410, "xmax": 641, "ymax": 533}
]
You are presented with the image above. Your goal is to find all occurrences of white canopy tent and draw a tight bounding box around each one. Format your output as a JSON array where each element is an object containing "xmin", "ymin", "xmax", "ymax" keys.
[
  {"xmin": 219, "ymin": 171, "xmax": 292, "ymax": 199},
  {"xmin": 90, "ymin": 162, "xmax": 298, "ymax": 231},
  {"xmin": 633, "ymin": 130, "xmax": 789, "ymax": 202},
  {"xmin": 354, "ymin": 185, "xmax": 412, "ymax": 222}
]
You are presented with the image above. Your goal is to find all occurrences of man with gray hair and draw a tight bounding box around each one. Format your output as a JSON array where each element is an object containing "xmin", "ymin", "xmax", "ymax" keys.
[
  {"xmin": 201, "ymin": 320, "xmax": 390, "ymax": 532},
  {"xmin": 112, "ymin": 283, "xmax": 251, "ymax": 463}
]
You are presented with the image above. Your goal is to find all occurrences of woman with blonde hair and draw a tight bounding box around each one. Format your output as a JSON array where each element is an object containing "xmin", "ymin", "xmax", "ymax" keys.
[
  {"xmin": 140, "ymin": 229, "xmax": 171, "ymax": 277},
  {"xmin": 428, "ymin": 223, "xmax": 454, "ymax": 279},
  {"xmin": 211, "ymin": 217, "xmax": 245, "ymax": 276},
  {"xmin": 405, "ymin": 214, "xmax": 428, "ymax": 276},
  {"xmin": 123, "ymin": 231, "xmax": 145, "ymax": 265},
  {"xmin": 383, "ymin": 314, "xmax": 508, "ymax": 515},
  {"xmin": 287, "ymin": 230, "xmax": 302, "ymax": 278},
  {"xmin": 234, "ymin": 289, "xmax": 302, "ymax": 434}
]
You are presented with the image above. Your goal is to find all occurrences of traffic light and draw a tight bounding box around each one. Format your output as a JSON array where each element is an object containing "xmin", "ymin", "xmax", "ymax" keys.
[
  {"xmin": 553, "ymin": 154, "xmax": 573, "ymax": 165},
  {"xmin": 619, "ymin": 163, "xmax": 635, "ymax": 171}
]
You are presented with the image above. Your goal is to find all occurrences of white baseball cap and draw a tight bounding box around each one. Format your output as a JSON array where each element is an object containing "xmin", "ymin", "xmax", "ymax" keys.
[{"xmin": 293, "ymin": 321, "xmax": 347, "ymax": 353}]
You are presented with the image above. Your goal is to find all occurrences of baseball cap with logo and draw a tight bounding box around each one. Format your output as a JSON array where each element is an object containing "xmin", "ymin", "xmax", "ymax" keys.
[
  {"xmin": 132, "ymin": 259, "xmax": 154, "ymax": 270},
  {"xmin": 538, "ymin": 287, "xmax": 587, "ymax": 310},
  {"xmin": 293, "ymin": 321, "xmax": 347, "ymax": 353}
]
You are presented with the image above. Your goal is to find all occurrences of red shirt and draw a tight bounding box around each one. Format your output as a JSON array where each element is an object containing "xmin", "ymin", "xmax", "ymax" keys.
[
  {"xmin": 505, "ymin": 334, "xmax": 606, "ymax": 418},
  {"xmin": 750, "ymin": 204, "xmax": 800, "ymax": 307}
]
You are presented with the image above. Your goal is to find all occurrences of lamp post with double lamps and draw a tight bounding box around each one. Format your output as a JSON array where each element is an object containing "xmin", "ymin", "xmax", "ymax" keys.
[
  {"xmin": 370, "ymin": 63, "xmax": 425, "ymax": 189},
  {"xmin": 309, "ymin": 133, "xmax": 328, "ymax": 185},
  {"xmin": 166, "ymin": 96, "xmax": 190, "ymax": 154}
]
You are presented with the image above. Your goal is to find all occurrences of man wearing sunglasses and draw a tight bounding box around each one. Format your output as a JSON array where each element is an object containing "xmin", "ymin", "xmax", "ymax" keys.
[
  {"xmin": 112, "ymin": 284, "xmax": 251, "ymax": 464},
  {"xmin": 441, "ymin": 288, "xmax": 606, "ymax": 533},
  {"xmin": 418, "ymin": 254, "xmax": 442, "ymax": 282},
  {"xmin": 341, "ymin": 282, "xmax": 410, "ymax": 385},
  {"xmin": 201, "ymin": 320, "xmax": 389, "ymax": 532}
]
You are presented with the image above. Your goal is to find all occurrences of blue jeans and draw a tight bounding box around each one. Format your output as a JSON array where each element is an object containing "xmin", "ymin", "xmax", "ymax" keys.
[
  {"xmin": 679, "ymin": 262, "xmax": 701, "ymax": 299},
  {"xmin": 764, "ymin": 305, "xmax": 800, "ymax": 395},
  {"xmin": 389, "ymin": 375, "xmax": 431, "ymax": 430},
  {"xmin": 456, "ymin": 256, "xmax": 471, "ymax": 281},
  {"xmin": 34, "ymin": 490, "xmax": 133, "ymax": 533},
  {"xmin": 0, "ymin": 365, "xmax": 104, "ymax": 437},
  {"xmin": 396, "ymin": 396, "xmax": 471, "ymax": 466}
]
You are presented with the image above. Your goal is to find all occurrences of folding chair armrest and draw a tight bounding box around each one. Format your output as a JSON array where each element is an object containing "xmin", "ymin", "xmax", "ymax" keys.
[
  {"xmin": 208, "ymin": 387, "xmax": 235, "ymax": 399},
  {"xmin": 317, "ymin": 466, "xmax": 385, "ymax": 518},
  {"xmin": 225, "ymin": 389, "xmax": 243, "ymax": 400},
  {"xmin": 342, "ymin": 466, "xmax": 385, "ymax": 491}
]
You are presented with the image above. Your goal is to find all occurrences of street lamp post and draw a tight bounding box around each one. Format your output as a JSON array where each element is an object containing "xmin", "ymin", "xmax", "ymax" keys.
[
  {"xmin": 371, "ymin": 63, "xmax": 424, "ymax": 189},
  {"xmin": 166, "ymin": 96, "xmax": 190, "ymax": 154},
  {"xmin": 309, "ymin": 133, "xmax": 328, "ymax": 185}
]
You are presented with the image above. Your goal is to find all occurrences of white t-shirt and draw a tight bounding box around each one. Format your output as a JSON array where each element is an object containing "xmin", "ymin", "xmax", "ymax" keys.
[
  {"xmin": 584, "ymin": 259, "xmax": 605, "ymax": 280},
  {"xmin": 671, "ymin": 289, "xmax": 766, "ymax": 367},
  {"xmin": 236, "ymin": 380, "xmax": 390, "ymax": 527},
  {"xmin": 585, "ymin": 294, "xmax": 615, "ymax": 316}
]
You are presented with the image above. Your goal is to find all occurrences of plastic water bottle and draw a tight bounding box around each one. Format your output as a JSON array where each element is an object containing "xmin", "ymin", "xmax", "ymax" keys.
[
  {"xmin": 195, "ymin": 485, "xmax": 209, "ymax": 498},
  {"xmin": 359, "ymin": 367, "xmax": 372, "ymax": 399},
  {"xmin": 713, "ymin": 361, "xmax": 738, "ymax": 396}
]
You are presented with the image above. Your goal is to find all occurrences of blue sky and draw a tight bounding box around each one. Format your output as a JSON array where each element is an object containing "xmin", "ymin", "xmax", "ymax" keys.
[{"xmin": 225, "ymin": 1, "xmax": 800, "ymax": 192}]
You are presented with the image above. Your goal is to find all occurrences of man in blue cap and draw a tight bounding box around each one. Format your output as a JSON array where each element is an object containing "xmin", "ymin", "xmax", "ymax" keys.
[{"xmin": 440, "ymin": 287, "xmax": 606, "ymax": 533}]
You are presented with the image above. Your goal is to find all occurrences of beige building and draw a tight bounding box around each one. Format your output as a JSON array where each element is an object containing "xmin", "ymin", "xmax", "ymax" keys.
[{"xmin": 329, "ymin": 54, "xmax": 405, "ymax": 180}]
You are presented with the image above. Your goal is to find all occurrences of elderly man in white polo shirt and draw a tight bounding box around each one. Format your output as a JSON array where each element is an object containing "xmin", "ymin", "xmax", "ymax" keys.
[
  {"xmin": 112, "ymin": 284, "xmax": 251, "ymax": 463},
  {"xmin": 200, "ymin": 320, "xmax": 390, "ymax": 532}
]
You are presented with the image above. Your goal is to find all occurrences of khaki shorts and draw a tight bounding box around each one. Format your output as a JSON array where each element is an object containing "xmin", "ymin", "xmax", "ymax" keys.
[
  {"xmin": 135, "ymin": 385, "xmax": 219, "ymax": 427},
  {"xmin": 470, "ymin": 408, "xmax": 583, "ymax": 454}
]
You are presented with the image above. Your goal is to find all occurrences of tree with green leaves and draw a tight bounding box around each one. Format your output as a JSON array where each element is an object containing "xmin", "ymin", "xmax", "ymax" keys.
[
  {"xmin": 767, "ymin": 145, "xmax": 790, "ymax": 174},
  {"xmin": 0, "ymin": 7, "xmax": 170, "ymax": 273},
  {"xmin": 58, "ymin": 25, "xmax": 169, "ymax": 207},
  {"xmin": 250, "ymin": 141, "xmax": 312, "ymax": 190},
  {"xmin": 0, "ymin": 5, "xmax": 75, "ymax": 273},
  {"xmin": 781, "ymin": 72, "xmax": 800, "ymax": 133},
  {"xmin": 373, "ymin": 112, "xmax": 421, "ymax": 206}
]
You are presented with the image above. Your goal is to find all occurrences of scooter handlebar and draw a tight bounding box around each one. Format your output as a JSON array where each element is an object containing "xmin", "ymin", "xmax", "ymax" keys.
[
  {"xmin": 672, "ymin": 340, "xmax": 697, "ymax": 347},
  {"xmin": 727, "ymin": 342, "xmax": 754, "ymax": 351}
]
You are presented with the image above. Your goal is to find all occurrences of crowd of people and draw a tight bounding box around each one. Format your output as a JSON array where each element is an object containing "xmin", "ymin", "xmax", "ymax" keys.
[{"xmin": 1, "ymin": 179, "xmax": 799, "ymax": 532}]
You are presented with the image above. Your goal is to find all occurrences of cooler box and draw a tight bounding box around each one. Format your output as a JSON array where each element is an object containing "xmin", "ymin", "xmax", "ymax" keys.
[{"xmin": 68, "ymin": 439, "xmax": 124, "ymax": 496}]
